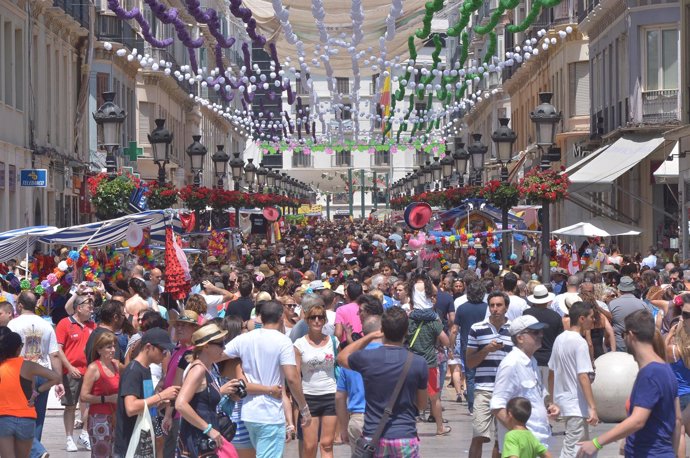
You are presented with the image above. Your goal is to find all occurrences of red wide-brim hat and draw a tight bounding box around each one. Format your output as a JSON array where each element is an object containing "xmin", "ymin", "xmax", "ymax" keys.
[{"xmin": 404, "ymin": 202, "xmax": 432, "ymax": 230}]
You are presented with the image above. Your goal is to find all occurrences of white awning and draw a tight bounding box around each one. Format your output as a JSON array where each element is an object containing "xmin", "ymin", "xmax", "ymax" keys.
[
  {"xmin": 563, "ymin": 143, "xmax": 611, "ymax": 175},
  {"xmin": 568, "ymin": 134, "xmax": 667, "ymax": 192},
  {"xmin": 653, "ymin": 141, "xmax": 679, "ymax": 184},
  {"xmin": 553, "ymin": 216, "xmax": 642, "ymax": 237}
]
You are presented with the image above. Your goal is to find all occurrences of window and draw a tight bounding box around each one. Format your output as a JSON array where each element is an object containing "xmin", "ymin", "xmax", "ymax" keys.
[
  {"xmin": 138, "ymin": 102, "xmax": 154, "ymax": 145},
  {"xmin": 645, "ymin": 27, "xmax": 678, "ymax": 90},
  {"xmin": 4, "ymin": 22, "xmax": 12, "ymax": 107},
  {"xmin": 14, "ymin": 28, "xmax": 22, "ymax": 110},
  {"xmin": 8, "ymin": 165, "xmax": 15, "ymax": 192},
  {"xmin": 569, "ymin": 62, "xmax": 589, "ymax": 117},
  {"xmin": 0, "ymin": 162, "xmax": 4, "ymax": 189},
  {"xmin": 342, "ymin": 103, "xmax": 352, "ymax": 120},
  {"xmin": 336, "ymin": 77, "xmax": 349, "ymax": 94}
]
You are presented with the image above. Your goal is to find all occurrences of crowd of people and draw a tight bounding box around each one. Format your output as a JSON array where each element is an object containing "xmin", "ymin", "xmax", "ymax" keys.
[{"xmin": 0, "ymin": 219, "xmax": 688, "ymax": 457}]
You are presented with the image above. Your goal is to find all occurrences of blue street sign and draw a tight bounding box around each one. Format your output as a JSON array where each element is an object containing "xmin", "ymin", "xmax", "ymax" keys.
[{"xmin": 20, "ymin": 169, "xmax": 47, "ymax": 187}]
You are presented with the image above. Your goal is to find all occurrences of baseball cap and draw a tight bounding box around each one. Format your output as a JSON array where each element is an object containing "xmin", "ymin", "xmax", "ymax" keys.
[
  {"xmin": 141, "ymin": 328, "xmax": 175, "ymax": 352},
  {"xmin": 509, "ymin": 315, "xmax": 548, "ymax": 336}
]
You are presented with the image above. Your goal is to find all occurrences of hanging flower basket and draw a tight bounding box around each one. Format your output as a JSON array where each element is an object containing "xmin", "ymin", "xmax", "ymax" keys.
[
  {"xmin": 479, "ymin": 180, "xmax": 520, "ymax": 209},
  {"xmin": 517, "ymin": 168, "xmax": 570, "ymax": 203},
  {"xmin": 87, "ymin": 172, "xmax": 141, "ymax": 220},
  {"xmin": 145, "ymin": 181, "xmax": 178, "ymax": 209},
  {"xmin": 179, "ymin": 185, "xmax": 212, "ymax": 211}
]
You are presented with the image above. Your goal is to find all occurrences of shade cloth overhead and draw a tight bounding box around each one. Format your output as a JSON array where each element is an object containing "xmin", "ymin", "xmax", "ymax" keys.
[
  {"xmin": 0, "ymin": 226, "xmax": 59, "ymax": 264},
  {"xmin": 562, "ymin": 143, "xmax": 610, "ymax": 175},
  {"xmin": 0, "ymin": 211, "xmax": 181, "ymax": 263},
  {"xmin": 567, "ymin": 134, "xmax": 668, "ymax": 192},
  {"xmin": 244, "ymin": 0, "xmax": 431, "ymax": 75},
  {"xmin": 653, "ymin": 141, "xmax": 679, "ymax": 184},
  {"xmin": 553, "ymin": 216, "xmax": 642, "ymax": 237}
]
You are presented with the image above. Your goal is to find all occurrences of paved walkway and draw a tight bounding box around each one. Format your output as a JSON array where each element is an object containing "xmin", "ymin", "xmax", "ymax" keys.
[{"xmin": 41, "ymin": 386, "xmax": 622, "ymax": 457}]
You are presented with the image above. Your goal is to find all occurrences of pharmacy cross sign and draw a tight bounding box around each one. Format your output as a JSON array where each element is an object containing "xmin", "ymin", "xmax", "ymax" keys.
[{"xmin": 123, "ymin": 141, "xmax": 143, "ymax": 162}]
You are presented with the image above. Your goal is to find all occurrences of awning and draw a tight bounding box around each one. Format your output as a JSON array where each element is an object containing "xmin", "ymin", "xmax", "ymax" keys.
[
  {"xmin": 568, "ymin": 134, "xmax": 667, "ymax": 192},
  {"xmin": 563, "ymin": 143, "xmax": 610, "ymax": 175},
  {"xmin": 552, "ymin": 216, "xmax": 642, "ymax": 237},
  {"xmin": 654, "ymin": 141, "xmax": 679, "ymax": 184}
]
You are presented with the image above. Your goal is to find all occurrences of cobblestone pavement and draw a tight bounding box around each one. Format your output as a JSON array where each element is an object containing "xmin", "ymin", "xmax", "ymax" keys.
[{"xmin": 41, "ymin": 386, "xmax": 622, "ymax": 457}]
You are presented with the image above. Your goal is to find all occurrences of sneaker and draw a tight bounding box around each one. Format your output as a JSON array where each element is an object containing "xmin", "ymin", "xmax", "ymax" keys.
[
  {"xmin": 66, "ymin": 436, "xmax": 78, "ymax": 452},
  {"xmin": 39, "ymin": 453, "xmax": 50, "ymax": 458},
  {"xmin": 456, "ymin": 393, "xmax": 464, "ymax": 403},
  {"xmin": 78, "ymin": 432, "xmax": 91, "ymax": 451}
]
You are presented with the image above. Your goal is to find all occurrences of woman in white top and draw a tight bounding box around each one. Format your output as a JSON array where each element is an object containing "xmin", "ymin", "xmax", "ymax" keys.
[{"xmin": 293, "ymin": 305, "xmax": 337, "ymax": 458}]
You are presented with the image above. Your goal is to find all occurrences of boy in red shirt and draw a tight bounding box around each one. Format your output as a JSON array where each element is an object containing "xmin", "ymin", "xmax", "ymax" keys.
[{"xmin": 56, "ymin": 293, "xmax": 96, "ymax": 452}]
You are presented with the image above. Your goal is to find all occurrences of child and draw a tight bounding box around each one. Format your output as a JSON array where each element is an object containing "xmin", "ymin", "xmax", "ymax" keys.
[
  {"xmin": 502, "ymin": 397, "xmax": 551, "ymax": 458},
  {"xmin": 0, "ymin": 300, "xmax": 13, "ymax": 326}
]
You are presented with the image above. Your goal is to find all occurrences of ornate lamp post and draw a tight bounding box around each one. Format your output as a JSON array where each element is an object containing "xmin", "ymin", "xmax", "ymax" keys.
[
  {"xmin": 453, "ymin": 139, "xmax": 468, "ymax": 187},
  {"xmin": 423, "ymin": 161, "xmax": 432, "ymax": 191},
  {"xmin": 492, "ymin": 117, "xmax": 518, "ymax": 268},
  {"xmin": 467, "ymin": 133, "xmax": 487, "ymax": 186},
  {"xmin": 244, "ymin": 158, "xmax": 257, "ymax": 193},
  {"xmin": 266, "ymin": 169, "xmax": 277, "ymax": 194},
  {"xmin": 431, "ymin": 157, "xmax": 442, "ymax": 191},
  {"xmin": 229, "ymin": 153, "xmax": 245, "ymax": 191},
  {"xmin": 440, "ymin": 154, "xmax": 454, "ymax": 190},
  {"xmin": 93, "ymin": 91, "xmax": 126, "ymax": 176},
  {"xmin": 256, "ymin": 163, "xmax": 268, "ymax": 194},
  {"xmin": 211, "ymin": 145, "xmax": 229, "ymax": 189},
  {"xmin": 530, "ymin": 92, "xmax": 562, "ymax": 283},
  {"xmin": 148, "ymin": 119, "xmax": 173, "ymax": 185},
  {"xmin": 186, "ymin": 135, "xmax": 207, "ymax": 187}
]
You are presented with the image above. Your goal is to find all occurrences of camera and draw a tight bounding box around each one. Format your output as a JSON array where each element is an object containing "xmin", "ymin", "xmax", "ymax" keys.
[
  {"xmin": 236, "ymin": 379, "xmax": 247, "ymax": 399},
  {"xmin": 198, "ymin": 437, "xmax": 218, "ymax": 453}
]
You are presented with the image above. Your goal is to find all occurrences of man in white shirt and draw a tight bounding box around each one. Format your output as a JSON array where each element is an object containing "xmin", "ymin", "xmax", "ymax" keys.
[
  {"xmin": 224, "ymin": 301, "xmax": 311, "ymax": 458},
  {"xmin": 491, "ymin": 315, "xmax": 560, "ymax": 451},
  {"xmin": 641, "ymin": 247, "xmax": 658, "ymax": 269},
  {"xmin": 503, "ymin": 273, "xmax": 528, "ymax": 321},
  {"xmin": 551, "ymin": 275, "xmax": 581, "ymax": 317},
  {"xmin": 549, "ymin": 301, "xmax": 599, "ymax": 458},
  {"xmin": 8, "ymin": 291, "xmax": 64, "ymax": 458}
]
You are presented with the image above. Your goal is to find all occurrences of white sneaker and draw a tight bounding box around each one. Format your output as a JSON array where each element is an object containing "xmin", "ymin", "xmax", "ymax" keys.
[
  {"xmin": 66, "ymin": 436, "xmax": 78, "ymax": 452},
  {"xmin": 78, "ymin": 431, "xmax": 91, "ymax": 451}
]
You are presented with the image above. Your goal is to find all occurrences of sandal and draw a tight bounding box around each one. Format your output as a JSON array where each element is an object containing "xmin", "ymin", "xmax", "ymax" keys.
[
  {"xmin": 436, "ymin": 425, "xmax": 452, "ymax": 436},
  {"xmin": 74, "ymin": 420, "xmax": 83, "ymax": 430}
]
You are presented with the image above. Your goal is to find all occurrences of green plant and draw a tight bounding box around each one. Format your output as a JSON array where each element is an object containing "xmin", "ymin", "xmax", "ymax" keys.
[
  {"xmin": 479, "ymin": 180, "xmax": 520, "ymax": 209},
  {"xmin": 145, "ymin": 181, "xmax": 178, "ymax": 209},
  {"xmin": 90, "ymin": 175, "xmax": 136, "ymax": 220}
]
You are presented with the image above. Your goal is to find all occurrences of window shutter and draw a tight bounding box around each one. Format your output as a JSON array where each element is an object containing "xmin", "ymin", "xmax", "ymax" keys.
[
  {"xmin": 570, "ymin": 62, "xmax": 589, "ymax": 117},
  {"xmin": 138, "ymin": 102, "xmax": 154, "ymax": 145}
]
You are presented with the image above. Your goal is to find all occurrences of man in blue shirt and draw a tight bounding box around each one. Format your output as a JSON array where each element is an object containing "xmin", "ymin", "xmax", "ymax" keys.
[{"xmin": 335, "ymin": 316, "xmax": 383, "ymax": 454}]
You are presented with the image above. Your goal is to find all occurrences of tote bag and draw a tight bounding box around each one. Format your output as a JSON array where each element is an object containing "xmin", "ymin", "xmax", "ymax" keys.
[{"xmin": 125, "ymin": 400, "xmax": 156, "ymax": 458}]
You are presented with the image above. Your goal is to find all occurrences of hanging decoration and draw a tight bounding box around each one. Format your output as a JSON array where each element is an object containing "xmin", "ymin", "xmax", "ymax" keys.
[{"xmin": 79, "ymin": 246, "xmax": 103, "ymax": 282}]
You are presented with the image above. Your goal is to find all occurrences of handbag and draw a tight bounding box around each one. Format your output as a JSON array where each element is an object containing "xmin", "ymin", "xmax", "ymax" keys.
[
  {"xmin": 125, "ymin": 400, "xmax": 156, "ymax": 458},
  {"xmin": 352, "ymin": 352, "xmax": 414, "ymax": 458}
]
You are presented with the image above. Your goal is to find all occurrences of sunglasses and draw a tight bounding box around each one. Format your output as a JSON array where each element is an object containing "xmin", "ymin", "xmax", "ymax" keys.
[
  {"xmin": 153, "ymin": 345, "xmax": 171, "ymax": 356},
  {"xmin": 284, "ymin": 303, "xmax": 297, "ymax": 308},
  {"xmin": 307, "ymin": 315, "xmax": 326, "ymax": 322},
  {"xmin": 682, "ymin": 311, "xmax": 690, "ymax": 320}
]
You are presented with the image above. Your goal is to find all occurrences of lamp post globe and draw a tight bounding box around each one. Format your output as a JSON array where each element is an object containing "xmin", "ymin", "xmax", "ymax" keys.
[
  {"xmin": 148, "ymin": 118, "xmax": 173, "ymax": 185},
  {"xmin": 93, "ymin": 91, "xmax": 127, "ymax": 176},
  {"xmin": 256, "ymin": 163, "xmax": 268, "ymax": 193},
  {"xmin": 467, "ymin": 133, "xmax": 488, "ymax": 185},
  {"xmin": 229, "ymin": 153, "xmax": 245, "ymax": 191},
  {"xmin": 452, "ymin": 139, "xmax": 469, "ymax": 187},
  {"xmin": 244, "ymin": 158, "xmax": 257, "ymax": 192},
  {"xmin": 211, "ymin": 145, "xmax": 229, "ymax": 189},
  {"xmin": 186, "ymin": 135, "xmax": 208, "ymax": 187},
  {"xmin": 431, "ymin": 157, "xmax": 442, "ymax": 190},
  {"xmin": 491, "ymin": 117, "xmax": 517, "ymax": 165},
  {"xmin": 530, "ymin": 92, "xmax": 562, "ymax": 148}
]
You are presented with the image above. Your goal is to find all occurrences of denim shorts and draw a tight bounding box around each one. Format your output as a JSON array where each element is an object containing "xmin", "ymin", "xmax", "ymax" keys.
[{"xmin": 0, "ymin": 415, "xmax": 36, "ymax": 440}]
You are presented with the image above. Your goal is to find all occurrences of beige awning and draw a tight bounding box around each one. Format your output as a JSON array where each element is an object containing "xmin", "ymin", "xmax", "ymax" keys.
[{"xmin": 653, "ymin": 142, "xmax": 679, "ymax": 184}]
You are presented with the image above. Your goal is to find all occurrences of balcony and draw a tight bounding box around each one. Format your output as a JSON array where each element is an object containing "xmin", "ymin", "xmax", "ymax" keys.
[
  {"xmin": 53, "ymin": 0, "xmax": 89, "ymax": 29},
  {"xmin": 292, "ymin": 152, "xmax": 313, "ymax": 168},
  {"xmin": 146, "ymin": 46, "xmax": 197, "ymax": 95},
  {"xmin": 642, "ymin": 89, "xmax": 679, "ymax": 123},
  {"xmin": 331, "ymin": 151, "xmax": 352, "ymax": 167},
  {"xmin": 97, "ymin": 14, "xmax": 144, "ymax": 52},
  {"xmin": 577, "ymin": 0, "xmax": 601, "ymax": 24}
]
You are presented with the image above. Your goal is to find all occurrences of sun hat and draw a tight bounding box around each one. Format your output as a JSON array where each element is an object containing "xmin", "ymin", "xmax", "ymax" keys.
[
  {"xmin": 207, "ymin": 256, "xmax": 219, "ymax": 264},
  {"xmin": 191, "ymin": 323, "xmax": 228, "ymax": 348},
  {"xmin": 255, "ymin": 291, "xmax": 272, "ymax": 302},
  {"xmin": 527, "ymin": 284, "xmax": 555, "ymax": 305},
  {"xmin": 258, "ymin": 264, "xmax": 275, "ymax": 278},
  {"xmin": 562, "ymin": 293, "xmax": 582, "ymax": 311},
  {"xmin": 334, "ymin": 285, "xmax": 346, "ymax": 296},
  {"xmin": 176, "ymin": 309, "xmax": 200, "ymax": 325},
  {"xmin": 309, "ymin": 280, "xmax": 326, "ymax": 291},
  {"xmin": 618, "ymin": 276, "xmax": 636, "ymax": 292},
  {"xmin": 601, "ymin": 265, "xmax": 618, "ymax": 274},
  {"xmin": 262, "ymin": 207, "xmax": 281, "ymax": 222},
  {"xmin": 509, "ymin": 315, "xmax": 549, "ymax": 336}
]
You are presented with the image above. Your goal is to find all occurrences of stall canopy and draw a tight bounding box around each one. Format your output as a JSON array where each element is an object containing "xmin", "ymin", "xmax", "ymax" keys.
[
  {"xmin": 567, "ymin": 135, "xmax": 668, "ymax": 192},
  {"xmin": 0, "ymin": 211, "xmax": 181, "ymax": 263},
  {"xmin": 552, "ymin": 216, "xmax": 642, "ymax": 237},
  {"xmin": 653, "ymin": 142, "xmax": 679, "ymax": 184}
]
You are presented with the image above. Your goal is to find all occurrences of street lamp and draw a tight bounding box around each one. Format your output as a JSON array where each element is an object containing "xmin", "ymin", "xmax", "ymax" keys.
[
  {"xmin": 530, "ymin": 92, "xmax": 561, "ymax": 283},
  {"xmin": 423, "ymin": 161, "xmax": 432, "ymax": 191},
  {"xmin": 440, "ymin": 154, "xmax": 454, "ymax": 189},
  {"xmin": 431, "ymin": 157, "xmax": 442, "ymax": 191},
  {"xmin": 256, "ymin": 162, "xmax": 268, "ymax": 193},
  {"xmin": 244, "ymin": 158, "xmax": 257, "ymax": 192},
  {"xmin": 148, "ymin": 119, "xmax": 173, "ymax": 185},
  {"xmin": 186, "ymin": 135, "xmax": 208, "ymax": 187},
  {"xmin": 229, "ymin": 152, "xmax": 245, "ymax": 191},
  {"xmin": 93, "ymin": 91, "xmax": 126, "ymax": 176},
  {"xmin": 211, "ymin": 145, "xmax": 229, "ymax": 189},
  {"xmin": 467, "ymin": 133, "xmax": 487, "ymax": 186},
  {"xmin": 453, "ymin": 139, "xmax": 468, "ymax": 187},
  {"xmin": 492, "ymin": 117, "xmax": 518, "ymax": 268}
]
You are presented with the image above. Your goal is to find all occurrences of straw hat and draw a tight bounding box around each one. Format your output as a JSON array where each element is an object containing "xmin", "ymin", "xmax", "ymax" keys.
[
  {"xmin": 191, "ymin": 323, "xmax": 228, "ymax": 348},
  {"xmin": 176, "ymin": 309, "xmax": 200, "ymax": 325}
]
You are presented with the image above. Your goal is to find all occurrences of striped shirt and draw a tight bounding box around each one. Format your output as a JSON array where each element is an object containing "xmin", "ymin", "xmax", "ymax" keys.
[{"xmin": 466, "ymin": 319, "xmax": 513, "ymax": 391}]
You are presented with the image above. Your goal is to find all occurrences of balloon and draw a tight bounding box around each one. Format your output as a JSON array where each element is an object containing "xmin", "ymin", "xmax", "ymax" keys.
[{"xmin": 58, "ymin": 261, "xmax": 69, "ymax": 272}]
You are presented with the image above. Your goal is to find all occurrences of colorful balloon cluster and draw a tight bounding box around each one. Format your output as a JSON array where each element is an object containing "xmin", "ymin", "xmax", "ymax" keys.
[
  {"xmin": 130, "ymin": 245, "xmax": 156, "ymax": 270},
  {"xmin": 104, "ymin": 248, "xmax": 125, "ymax": 283}
]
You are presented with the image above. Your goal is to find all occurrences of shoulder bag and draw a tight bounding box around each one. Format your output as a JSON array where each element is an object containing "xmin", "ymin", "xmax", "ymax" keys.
[{"xmin": 352, "ymin": 351, "xmax": 414, "ymax": 458}]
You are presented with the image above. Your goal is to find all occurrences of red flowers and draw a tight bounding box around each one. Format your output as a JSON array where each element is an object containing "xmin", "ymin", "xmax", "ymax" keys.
[
  {"xmin": 478, "ymin": 180, "xmax": 520, "ymax": 209},
  {"xmin": 517, "ymin": 168, "xmax": 570, "ymax": 203}
]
